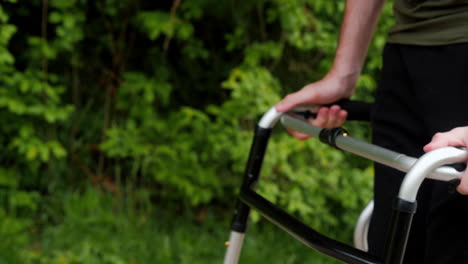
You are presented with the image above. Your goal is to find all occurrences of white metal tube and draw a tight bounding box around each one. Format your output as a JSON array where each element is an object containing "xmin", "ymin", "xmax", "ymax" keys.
[
  {"xmin": 354, "ymin": 200, "xmax": 373, "ymax": 252},
  {"xmin": 398, "ymin": 147, "xmax": 468, "ymax": 202},
  {"xmin": 223, "ymin": 231, "xmax": 245, "ymax": 264},
  {"xmin": 258, "ymin": 107, "xmax": 283, "ymax": 129}
]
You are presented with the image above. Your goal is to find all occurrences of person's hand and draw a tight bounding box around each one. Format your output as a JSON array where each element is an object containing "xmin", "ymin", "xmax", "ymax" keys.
[
  {"xmin": 275, "ymin": 72, "xmax": 355, "ymax": 139},
  {"xmin": 423, "ymin": 127, "xmax": 468, "ymax": 195}
]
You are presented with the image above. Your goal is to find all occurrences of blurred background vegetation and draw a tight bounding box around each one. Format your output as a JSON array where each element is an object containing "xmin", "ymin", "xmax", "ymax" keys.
[{"xmin": 0, "ymin": 0, "xmax": 394, "ymax": 263}]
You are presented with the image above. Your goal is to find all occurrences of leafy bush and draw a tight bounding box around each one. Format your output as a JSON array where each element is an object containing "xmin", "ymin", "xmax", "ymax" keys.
[
  {"xmin": 0, "ymin": 0, "xmax": 394, "ymax": 262},
  {"xmin": 17, "ymin": 187, "xmax": 340, "ymax": 264}
]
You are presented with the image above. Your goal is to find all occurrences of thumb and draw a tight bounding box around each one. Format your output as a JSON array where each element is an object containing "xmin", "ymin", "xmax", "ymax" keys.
[
  {"xmin": 276, "ymin": 91, "xmax": 315, "ymax": 113},
  {"xmin": 423, "ymin": 141, "xmax": 448, "ymax": 152},
  {"xmin": 457, "ymin": 170, "xmax": 468, "ymax": 195},
  {"xmin": 423, "ymin": 132, "xmax": 452, "ymax": 152},
  {"xmin": 424, "ymin": 130, "xmax": 467, "ymax": 152}
]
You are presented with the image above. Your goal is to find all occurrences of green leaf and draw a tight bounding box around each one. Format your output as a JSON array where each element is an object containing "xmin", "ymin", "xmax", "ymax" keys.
[{"xmin": 49, "ymin": 11, "xmax": 62, "ymax": 23}]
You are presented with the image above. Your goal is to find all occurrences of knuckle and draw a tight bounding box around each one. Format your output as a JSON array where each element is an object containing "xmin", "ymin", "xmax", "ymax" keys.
[
  {"xmin": 311, "ymin": 119, "xmax": 325, "ymax": 127},
  {"xmin": 453, "ymin": 127, "xmax": 465, "ymax": 134}
]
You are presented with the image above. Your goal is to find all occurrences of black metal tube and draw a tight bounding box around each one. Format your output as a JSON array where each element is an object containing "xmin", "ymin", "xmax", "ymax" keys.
[
  {"xmin": 230, "ymin": 201, "xmax": 251, "ymax": 233},
  {"xmin": 234, "ymin": 124, "xmax": 381, "ymax": 263},
  {"xmin": 241, "ymin": 126, "xmax": 272, "ymax": 189},
  {"xmin": 240, "ymin": 189, "xmax": 381, "ymax": 264},
  {"xmin": 383, "ymin": 199, "xmax": 417, "ymax": 264},
  {"xmin": 230, "ymin": 126, "xmax": 272, "ymax": 232}
]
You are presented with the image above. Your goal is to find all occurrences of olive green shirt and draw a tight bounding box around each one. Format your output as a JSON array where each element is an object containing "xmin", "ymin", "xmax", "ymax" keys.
[{"xmin": 388, "ymin": 0, "xmax": 468, "ymax": 45}]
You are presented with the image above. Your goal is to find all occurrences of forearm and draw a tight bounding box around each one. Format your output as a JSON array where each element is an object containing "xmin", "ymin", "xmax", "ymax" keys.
[
  {"xmin": 329, "ymin": 0, "xmax": 386, "ymax": 84},
  {"xmin": 275, "ymin": 0, "xmax": 386, "ymax": 115}
]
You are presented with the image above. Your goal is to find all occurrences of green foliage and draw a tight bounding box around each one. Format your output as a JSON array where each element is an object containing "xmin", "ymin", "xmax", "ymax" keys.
[
  {"xmin": 136, "ymin": 10, "xmax": 194, "ymax": 41},
  {"xmin": 13, "ymin": 187, "xmax": 337, "ymax": 264},
  {"xmin": 0, "ymin": 168, "xmax": 38, "ymax": 264},
  {"xmin": 0, "ymin": 0, "xmax": 395, "ymax": 262}
]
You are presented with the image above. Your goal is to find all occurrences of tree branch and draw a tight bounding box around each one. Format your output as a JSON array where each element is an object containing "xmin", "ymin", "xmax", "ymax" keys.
[{"xmin": 163, "ymin": 0, "xmax": 182, "ymax": 53}]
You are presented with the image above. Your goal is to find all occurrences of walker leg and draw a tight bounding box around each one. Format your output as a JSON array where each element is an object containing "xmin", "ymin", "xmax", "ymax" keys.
[
  {"xmin": 354, "ymin": 200, "xmax": 374, "ymax": 252},
  {"xmin": 223, "ymin": 230, "xmax": 246, "ymax": 264},
  {"xmin": 224, "ymin": 124, "xmax": 272, "ymax": 263},
  {"xmin": 223, "ymin": 201, "xmax": 250, "ymax": 264}
]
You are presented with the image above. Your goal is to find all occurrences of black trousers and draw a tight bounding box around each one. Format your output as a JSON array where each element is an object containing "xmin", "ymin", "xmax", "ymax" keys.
[{"xmin": 368, "ymin": 43, "xmax": 468, "ymax": 263}]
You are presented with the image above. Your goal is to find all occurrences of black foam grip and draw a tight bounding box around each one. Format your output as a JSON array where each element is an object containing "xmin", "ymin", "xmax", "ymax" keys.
[
  {"xmin": 448, "ymin": 179, "xmax": 461, "ymax": 194},
  {"xmin": 326, "ymin": 99, "xmax": 373, "ymax": 122}
]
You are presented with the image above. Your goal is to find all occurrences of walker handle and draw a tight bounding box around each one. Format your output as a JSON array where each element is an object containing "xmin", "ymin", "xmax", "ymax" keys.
[{"xmin": 290, "ymin": 99, "xmax": 372, "ymax": 121}]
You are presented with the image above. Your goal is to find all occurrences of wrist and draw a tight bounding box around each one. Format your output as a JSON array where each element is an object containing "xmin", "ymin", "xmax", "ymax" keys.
[{"xmin": 326, "ymin": 68, "xmax": 359, "ymax": 97}]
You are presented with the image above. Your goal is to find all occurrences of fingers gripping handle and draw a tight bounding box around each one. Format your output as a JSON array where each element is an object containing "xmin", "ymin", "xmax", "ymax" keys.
[
  {"xmin": 269, "ymin": 99, "xmax": 372, "ymax": 125},
  {"xmin": 290, "ymin": 100, "xmax": 372, "ymax": 122}
]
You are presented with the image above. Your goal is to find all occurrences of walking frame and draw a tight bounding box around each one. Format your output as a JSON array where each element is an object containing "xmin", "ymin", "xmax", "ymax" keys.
[{"xmin": 223, "ymin": 101, "xmax": 467, "ymax": 264}]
